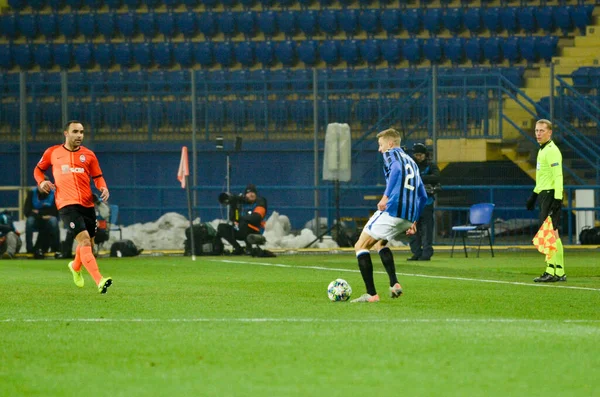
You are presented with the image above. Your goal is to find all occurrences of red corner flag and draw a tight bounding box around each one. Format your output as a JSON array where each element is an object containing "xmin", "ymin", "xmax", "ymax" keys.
[
  {"xmin": 177, "ymin": 146, "xmax": 189, "ymax": 188},
  {"xmin": 532, "ymin": 216, "xmax": 557, "ymax": 260}
]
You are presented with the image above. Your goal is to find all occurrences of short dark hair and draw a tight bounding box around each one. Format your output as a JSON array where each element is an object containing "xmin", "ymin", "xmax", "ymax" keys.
[{"xmin": 64, "ymin": 120, "xmax": 83, "ymax": 131}]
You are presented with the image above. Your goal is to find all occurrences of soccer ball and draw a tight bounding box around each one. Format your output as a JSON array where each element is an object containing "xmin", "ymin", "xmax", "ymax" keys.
[{"xmin": 327, "ymin": 278, "xmax": 352, "ymax": 302}]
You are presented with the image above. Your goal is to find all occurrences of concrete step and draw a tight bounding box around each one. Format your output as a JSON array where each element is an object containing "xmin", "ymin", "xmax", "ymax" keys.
[
  {"xmin": 552, "ymin": 56, "xmax": 600, "ymax": 67},
  {"xmin": 562, "ymin": 47, "xmax": 600, "ymax": 57},
  {"xmin": 573, "ymin": 35, "xmax": 600, "ymax": 48}
]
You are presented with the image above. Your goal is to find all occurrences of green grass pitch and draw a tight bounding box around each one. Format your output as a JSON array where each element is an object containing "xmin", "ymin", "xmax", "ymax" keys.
[{"xmin": 1, "ymin": 250, "xmax": 599, "ymax": 396}]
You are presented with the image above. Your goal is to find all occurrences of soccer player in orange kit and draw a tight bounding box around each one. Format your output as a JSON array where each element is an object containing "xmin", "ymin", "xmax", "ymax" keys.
[{"xmin": 34, "ymin": 120, "xmax": 113, "ymax": 294}]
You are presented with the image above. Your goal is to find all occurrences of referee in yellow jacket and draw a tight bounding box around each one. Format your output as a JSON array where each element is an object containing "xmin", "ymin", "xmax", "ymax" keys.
[{"xmin": 526, "ymin": 119, "xmax": 566, "ymax": 282}]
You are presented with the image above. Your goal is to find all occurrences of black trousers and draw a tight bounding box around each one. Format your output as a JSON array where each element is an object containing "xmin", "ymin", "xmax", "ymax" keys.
[
  {"xmin": 538, "ymin": 189, "xmax": 561, "ymax": 230},
  {"xmin": 217, "ymin": 223, "xmax": 258, "ymax": 250},
  {"xmin": 409, "ymin": 203, "xmax": 434, "ymax": 259}
]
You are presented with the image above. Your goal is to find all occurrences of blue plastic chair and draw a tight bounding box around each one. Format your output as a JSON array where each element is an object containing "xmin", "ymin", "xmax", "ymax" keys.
[
  {"xmin": 154, "ymin": 42, "xmax": 173, "ymax": 68},
  {"xmin": 97, "ymin": 13, "xmax": 116, "ymax": 40},
  {"xmin": 234, "ymin": 41, "xmax": 255, "ymax": 67},
  {"xmin": 74, "ymin": 43, "xmax": 94, "ymax": 69},
  {"xmin": 39, "ymin": 14, "xmax": 59, "ymax": 39},
  {"xmin": 177, "ymin": 12, "xmax": 197, "ymax": 38},
  {"xmin": 359, "ymin": 9, "xmax": 379, "ymax": 36},
  {"xmin": 451, "ymin": 203, "xmax": 495, "ymax": 258},
  {"xmin": 423, "ymin": 8, "xmax": 442, "ymax": 36},
  {"xmin": 275, "ymin": 40, "xmax": 296, "ymax": 66},
  {"xmin": 464, "ymin": 7, "xmax": 481, "ymax": 35},
  {"xmin": 78, "ymin": 13, "xmax": 97, "ymax": 39},
  {"xmin": 360, "ymin": 39, "xmax": 380, "ymax": 65},
  {"xmin": 174, "ymin": 42, "xmax": 193, "ymax": 68},
  {"xmin": 298, "ymin": 10, "xmax": 318, "ymax": 37},
  {"xmin": 255, "ymin": 41, "xmax": 275, "ymax": 67},
  {"xmin": 95, "ymin": 43, "xmax": 114, "ymax": 69},
  {"xmin": 278, "ymin": 11, "xmax": 298, "ymax": 38},
  {"xmin": 117, "ymin": 12, "xmax": 137, "ymax": 39},
  {"xmin": 340, "ymin": 39, "xmax": 359, "ymax": 66},
  {"xmin": 218, "ymin": 11, "xmax": 237, "ymax": 37},
  {"xmin": 34, "ymin": 44, "xmax": 54, "ymax": 69},
  {"xmin": 214, "ymin": 41, "xmax": 234, "ymax": 68},
  {"xmin": 58, "ymin": 14, "xmax": 77, "ymax": 39},
  {"xmin": 297, "ymin": 39, "xmax": 318, "ymax": 66},
  {"xmin": 339, "ymin": 9, "xmax": 358, "ymax": 37},
  {"xmin": 319, "ymin": 40, "xmax": 339, "ymax": 66},
  {"xmin": 198, "ymin": 12, "xmax": 218, "ymax": 38},
  {"xmin": 258, "ymin": 11, "xmax": 277, "ymax": 37},
  {"xmin": 381, "ymin": 8, "xmax": 400, "ymax": 34},
  {"xmin": 138, "ymin": 13, "xmax": 157, "ymax": 39},
  {"xmin": 157, "ymin": 12, "xmax": 177, "ymax": 38},
  {"xmin": 237, "ymin": 11, "xmax": 257, "ymax": 38},
  {"xmin": 194, "ymin": 41, "xmax": 214, "ymax": 67},
  {"xmin": 318, "ymin": 9, "xmax": 338, "ymax": 36}
]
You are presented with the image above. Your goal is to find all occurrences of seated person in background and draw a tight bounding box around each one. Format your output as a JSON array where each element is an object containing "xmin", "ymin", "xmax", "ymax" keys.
[
  {"xmin": 23, "ymin": 183, "xmax": 61, "ymax": 259},
  {"xmin": 217, "ymin": 184, "xmax": 267, "ymax": 255},
  {"xmin": 0, "ymin": 210, "xmax": 22, "ymax": 259},
  {"xmin": 62, "ymin": 194, "xmax": 110, "ymax": 257}
]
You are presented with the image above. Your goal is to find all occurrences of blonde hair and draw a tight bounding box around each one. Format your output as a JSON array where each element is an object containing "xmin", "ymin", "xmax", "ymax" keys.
[
  {"xmin": 376, "ymin": 128, "xmax": 401, "ymax": 146},
  {"xmin": 536, "ymin": 119, "xmax": 553, "ymax": 130}
]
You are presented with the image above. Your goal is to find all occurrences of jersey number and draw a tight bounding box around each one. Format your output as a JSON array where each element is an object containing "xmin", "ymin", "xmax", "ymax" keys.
[{"xmin": 404, "ymin": 163, "xmax": 415, "ymax": 191}]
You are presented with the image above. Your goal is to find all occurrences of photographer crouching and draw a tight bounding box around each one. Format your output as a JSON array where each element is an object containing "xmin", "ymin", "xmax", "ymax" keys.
[{"xmin": 217, "ymin": 184, "xmax": 267, "ymax": 255}]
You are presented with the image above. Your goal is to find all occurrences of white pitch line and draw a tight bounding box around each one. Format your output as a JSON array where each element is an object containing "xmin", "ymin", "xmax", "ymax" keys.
[
  {"xmin": 1, "ymin": 318, "xmax": 599, "ymax": 324},
  {"xmin": 214, "ymin": 259, "xmax": 600, "ymax": 292}
]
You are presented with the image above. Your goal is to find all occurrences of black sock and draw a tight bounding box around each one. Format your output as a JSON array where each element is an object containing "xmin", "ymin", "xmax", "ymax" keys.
[
  {"xmin": 379, "ymin": 247, "xmax": 398, "ymax": 287},
  {"xmin": 357, "ymin": 252, "xmax": 377, "ymax": 296}
]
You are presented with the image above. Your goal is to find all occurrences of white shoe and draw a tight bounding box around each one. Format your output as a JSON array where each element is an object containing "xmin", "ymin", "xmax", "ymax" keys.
[
  {"xmin": 350, "ymin": 293, "xmax": 380, "ymax": 303},
  {"xmin": 389, "ymin": 283, "xmax": 403, "ymax": 298}
]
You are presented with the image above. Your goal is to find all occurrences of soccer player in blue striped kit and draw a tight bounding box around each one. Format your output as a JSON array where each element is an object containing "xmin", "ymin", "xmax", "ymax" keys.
[{"xmin": 351, "ymin": 128, "xmax": 428, "ymax": 303}]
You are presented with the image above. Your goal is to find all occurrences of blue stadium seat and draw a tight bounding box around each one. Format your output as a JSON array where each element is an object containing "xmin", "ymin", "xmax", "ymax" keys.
[
  {"xmin": 166, "ymin": 70, "xmax": 189, "ymax": 93},
  {"xmin": 328, "ymin": 98, "xmax": 352, "ymax": 123},
  {"xmin": 403, "ymin": 39, "xmax": 422, "ymax": 64},
  {"xmin": 297, "ymin": 40, "xmax": 318, "ymax": 66},
  {"xmin": 269, "ymin": 99, "xmax": 289, "ymax": 129},
  {"xmin": 97, "ymin": 13, "xmax": 116, "ymax": 40},
  {"xmin": 138, "ymin": 13, "xmax": 157, "ymax": 39},
  {"xmin": 218, "ymin": 11, "xmax": 237, "ymax": 37},
  {"xmin": 95, "ymin": 43, "xmax": 114, "ymax": 68},
  {"xmin": 125, "ymin": 101, "xmax": 147, "ymax": 129},
  {"xmin": 174, "ymin": 42, "xmax": 193, "ymax": 67},
  {"xmin": 115, "ymin": 42, "xmax": 133, "ymax": 68},
  {"xmin": 182, "ymin": 0, "xmax": 200, "ymax": 9},
  {"xmin": 443, "ymin": 8, "xmax": 463, "ymax": 35},
  {"xmin": 380, "ymin": 38, "xmax": 401, "ymax": 64},
  {"xmin": 228, "ymin": 100, "xmax": 247, "ymax": 129},
  {"xmin": 519, "ymin": 36, "xmax": 538, "ymax": 63},
  {"xmin": 84, "ymin": 0, "xmax": 103, "ymax": 7},
  {"xmin": 117, "ymin": 12, "xmax": 137, "ymax": 39},
  {"xmin": 573, "ymin": 5, "xmax": 593, "ymax": 35},
  {"xmin": 39, "ymin": 14, "xmax": 59, "ymax": 39},
  {"xmin": 207, "ymin": 99, "xmax": 226, "ymax": 130},
  {"xmin": 277, "ymin": 0, "xmax": 293, "ymax": 7},
  {"xmin": 359, "ymin": 9, "xmax": 379, "ymax": 36},
  {"xmin": 59, "ymin": 14, "xmax": 77, "ymax": 39},
  {"xmin": 535, "ymin": 7, "xmax": 554, "ymax": 34},
  {"xmin": 88, "ymin": 71, "xmax": 108, "ymax": 93},
  {"xmin": 291, "ymin": 68, "xmax": 310, "ymax": 91},
  {"xmin": 123, "ymin": 70, "xmax": 147, "ymax": 92},
  {"xmin": 571, "ymin": 67, "xmax": 590, "ymax": 87},
  {"xmin": 465, "ymin": 37, "xmax": 483, "ymax": 64},
  {"xmin": 47, "ymin": 0, "xmax": 65, "ymax": 10},
  {"xmin": 68, "ymin": 101, "xmax": 88, "ymax": 121},
  {"xmin": 278, "ymin": 11, "xmax": 298, "ymax": 37},
  {"xmin": 54, "ymin": 44, "xmax": 73, "ymax": 69},
  {"xmin": 356, "ymin": 98, "xmax": 376, "ymax": 125},
  {"xmin": 215, "ymin": 41, "xmax": 234, "ymax": 67},
  {"xmin": 123, "ymin": 0, "xmax": 139, "ymax": 8},
  {"xmin": 230, "ymin": 70, "xmax": 249, "ymax": 91},
  {"xmin": 144, "ymin": 0, "xmax": 162, "ymax": 7},
  {"xmin": 104, "ymin": 0, "xmax": 122, "ymax": 8},
  {"xmin": 464, "ymin": 7, "xmax": 481, "ymax": 35},
  {"xmin": 502, "ymin": 36, "xmax": 520, "ymax": 64},
  {"xmin": 270, "ymin": 69, "xmax": 290, "ymax": 91},
  {"xmin": 34, "ymin": 44, "xmax": 53, "ymax": 69},
  {"xmin": 319, "ymin": 40, "xmax": 339, "ymax": 66},
  {"xmin": 251, "ymin": 100, "xmax": 267, "ymax": 130},
  {"xmin": 194, "ymin": 41, "xmax": 214, "ymax": 67},
  {"xmin": 340, "ymin": 40, "xmax": 359, "ymax": 66},
  {"xmin": 258, "ymin": 11, "xmax": 278, "ymax": 37},
  {"xmin": 319, "ymin": 9, "xmax": 338, "ymax": 36},
  {"xmin": 154, "ymin": 42, "xmax": 173, "ymax": 68},
  {"xmin": 0, "ymin": 44, "xmax": 12, "ymax": 69},
  {"xmin": 66, "ymin": 0, "xmax": 83, "ymax": 8},
  {"xmin": 483, "ymin": 8, "xmax": 501, "ymax": 34},
  {"xmin": 237, "ymin": 11, "xmax": 257, "ymax": 38},
  {"xmin": 240, "ymin": 0, "xmax": 255, "ymax": 8},
  {"xmin": 201, "ymin": 0, "xmax": 217, "ymax": 7},
  {"xmin": 222, "ymin": 0, "xmax": 238, "ymax": 7},
  {"xmin": 483, "ymin": 37, "xmax": 502, "ymax": 64},
  {"xmin": 360, "ymin": 39, "xmax": 380, "ymax": 65},
  {"xmin": 42, "ymin": 101, "xmax": 62, "ymax": 129},
  {"xmin": 538, "ymin": 35, "xmax": 558, "ymax": 63},
  {"xmin": 444, "ymin": 37, "xmax": 464, "ymax": 64},
  {"xmin": 1, "ymin": 102, "xmax": 19, "ymax": 130},
  {"xmin": 381, "ymin": 9, "xmax": 400, "ymax": 35},
  {"xmin": 255, "ymin": 41, "xmax": 275, "ymax": 66},
  {"xmin": 164, "ymin": 0, "xmax": 180, "ymax": 8},
  {"xmin": 339, "ymin": 9, "xmax": 358, "ymax": 36},
  {"xmin": 297, "ymin": 0, "xmax": 313, "ymax": 7},
  {"xmin": 78, "ymin": 13, "xmax": 97, "ymax": 39},
  {"xmin": 298, "ymin": 10, "xmax": 318, "ymax": 37},
  {"xmin": 199, "ymin": 11, "xmax": 218, "ymax": 38},
  {"xmin": 291, "ymin": 99, "xmax": 313, "ymax": 128},
  {"xmin": 0, "ymin": 14, "xmax": 18, "ymax": 39},
  {"xmin": 104, "ymin": 101, "xmax": 125, "ymax": 130},
  {"xmin": 318, "ymin": 0, "xmax": 333, "ymax": 7},
  {"xmin": 517, "ymin": 7, "xmax": 536, "ymax": 34},
  {"xmin": 177, "ymin": 12, "xmax": 198, "ymax": 38},
  {"xmin": 235, "ymin": 41, "xmax": 255, "ymax": 67},
  {"xmin": 423, "ymin": 38, "xmax": 442, "ymax": 64},
  {"xmin": 157, "ymin": 12, "xmax": 177, "ymax": 38},
  {"xmin": 275, "ymin": 40, "xmax": 296, "ymax": 66},
  {"xmin": 554, "ymin": 6, "xmax": 573, "ymax": 36},
  {"xmin": 250, "ymin": 69, "xmax": 267, "ymax": 91},
  {"xmin": 352, "ymin": 68, "xmax": 372, "ymax": 90},
  {"xmin": 74, "ymin": 43, "xmax": 94, "ymax": 69},
  {"xmin": 401, "ymin": 8, "xmax": 422, "ymax": 36},
  {"xmin": 423, "ymin": 8, "xmax": 442, "ymax": 36},
  {"xmin": 500, "ymin": 7, "xmax": 518, "ymax": 34}
]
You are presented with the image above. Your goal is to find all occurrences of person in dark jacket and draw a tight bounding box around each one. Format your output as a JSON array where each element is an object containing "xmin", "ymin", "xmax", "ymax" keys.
[
  {"xmin": 23, "ymin": 185, "xmax": 62, "ymax": 259},
  {"xmin": 408, "ymin": 143, "xmax": 441, "ymax": 261},
  {"xmin": 0, "ymin": 211, "xmax": 21, "ymax": 259}
]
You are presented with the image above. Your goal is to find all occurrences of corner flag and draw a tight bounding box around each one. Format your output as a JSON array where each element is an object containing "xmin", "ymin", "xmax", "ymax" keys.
[
  {"xmin": 177, "ymin": 146, "xmax": 189, "ymax": 188},
  {"xmin": 532, "ymin": 216, "xmax": 557, "ymax": 260}
]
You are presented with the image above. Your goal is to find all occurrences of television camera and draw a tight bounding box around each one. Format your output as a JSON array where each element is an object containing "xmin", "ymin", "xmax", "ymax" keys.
[{"xmin": 218, "ymin": 191, "xmax": 248, "ymax": 222}]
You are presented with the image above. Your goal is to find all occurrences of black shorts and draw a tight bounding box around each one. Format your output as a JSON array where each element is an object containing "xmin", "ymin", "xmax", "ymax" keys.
[
  {"xmin": 538, "ymin": 190, "xmax": 561, "ymax": 230},
  {"xmin": 59, "ymin": 205, "xmax": 97, "ymax": 239}
]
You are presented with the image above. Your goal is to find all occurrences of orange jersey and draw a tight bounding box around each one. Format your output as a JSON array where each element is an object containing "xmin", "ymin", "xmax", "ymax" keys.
[{"xmin": 34, "ymin": 145, "xmax": 107, "ymax": 210}]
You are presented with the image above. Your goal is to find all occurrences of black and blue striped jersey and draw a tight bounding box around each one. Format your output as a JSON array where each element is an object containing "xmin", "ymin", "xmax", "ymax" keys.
[{"xmin": 382, "ymin": 147, "xmax": 428, "ymax": 222}]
